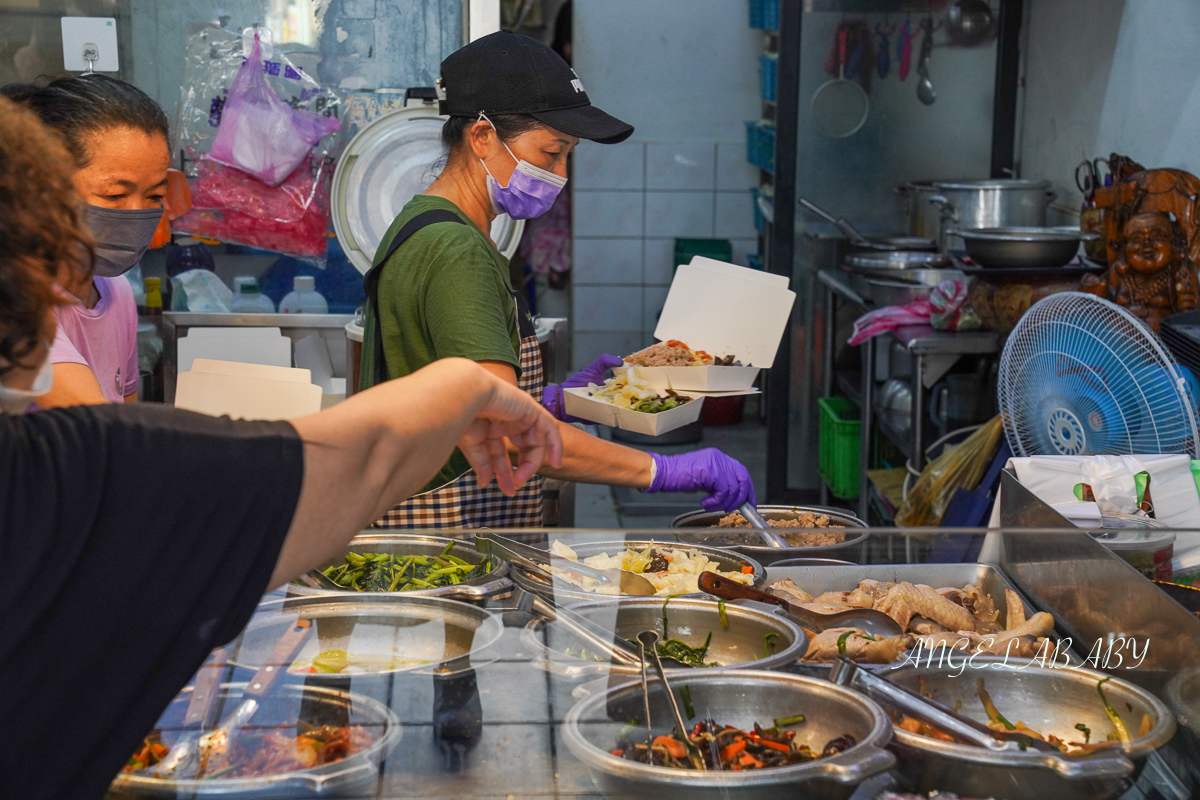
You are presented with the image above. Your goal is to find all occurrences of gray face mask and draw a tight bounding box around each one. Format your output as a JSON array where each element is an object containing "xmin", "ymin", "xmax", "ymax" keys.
[{"xmin": 84, "ymin": 204, "xmax": 163, "ymax": 278}]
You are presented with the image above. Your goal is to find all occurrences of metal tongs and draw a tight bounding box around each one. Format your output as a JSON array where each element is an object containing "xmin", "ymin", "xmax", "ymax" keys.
[
  {"xmin": 637, "ymin": 630, "xmax": 707, "ymax": 770},
  {"xmin": 829, "ymin": 657, "xmax": 1057, "ymax": 752},
  {"xmin": 738, "ymin": 502, "xmax": 790, "ymax": 549},
  {"xmin": 475, "ymin": 530, "xmax": 656, "ymax": 596},
  {"xmin": 154, "ymin": 619, "xmax": 315, "ymax": 777}
]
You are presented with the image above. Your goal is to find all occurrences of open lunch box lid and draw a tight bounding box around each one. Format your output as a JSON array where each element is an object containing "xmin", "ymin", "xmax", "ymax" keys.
[
  {"xmin": 616, "ymin": 257, "xmax": 795, "ymax": 391},
  {"xmin": 331, "ymin": 104, "xmax": 523, "ymax": 275}
]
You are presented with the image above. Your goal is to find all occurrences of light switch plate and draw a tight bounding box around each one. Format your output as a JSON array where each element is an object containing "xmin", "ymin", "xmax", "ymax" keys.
[{"xmin": 61, "ymin": 17, "xmax": 119, "ymax": 72}]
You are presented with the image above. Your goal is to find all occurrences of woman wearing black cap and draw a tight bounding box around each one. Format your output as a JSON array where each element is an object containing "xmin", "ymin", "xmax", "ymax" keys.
[{"xmin": 360, "ymin": 31, "xmax": 758, "ymax": 529}]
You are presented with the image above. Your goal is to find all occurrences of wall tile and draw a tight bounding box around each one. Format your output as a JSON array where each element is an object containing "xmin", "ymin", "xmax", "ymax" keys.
[
  {"xmin": 573, "ymin": 190, "xmax": 644, "ymax": 237},
  {"xmin": 715, "ymin": 190, "xmax": 757, "ymax": 239},
  {"xmin": 643, "ymin": 237, "xmax": 677, "ymax": 285},
  {"xmin": 645, "ymin": 191, "xmax": 714, "ymax": 239},
  {"xmin": 642, "ymin": 285, "xmax": 671, "ymax": 334},
  {"xmin": 573, "ymin": 332, "xmax": 645, "ymax": 370},
  {"xmin": 573, "ymin": 142, "xmax": 645, "ymax": 190},
  {"xmin": 574, "ymin": 238, "xmax": 643, "ymax": 285},
  {"xmin": 716, "ymin": 141, "xmax": 759, "ymax": 191},
  {"xmin": 573, "ymin": 286, "xmax": 643, "ymax": 331},
  {"xmin": 730, "ymin": 237, "xmax": 759, "ymax": 268},
  {"xmin": 645, "ymin": 142, "xmax": 716, "ymax": 191}
]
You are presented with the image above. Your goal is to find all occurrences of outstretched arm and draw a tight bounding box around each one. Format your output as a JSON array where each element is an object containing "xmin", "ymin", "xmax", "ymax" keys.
[{"xmin": 270, "ymin": 358, "xmax": 561, "ymax": 588}]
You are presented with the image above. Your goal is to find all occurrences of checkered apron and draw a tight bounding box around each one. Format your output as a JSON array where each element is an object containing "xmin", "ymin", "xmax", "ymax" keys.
[{"xmin": 372, "ymin": 300, "xmax": 546, "ymax": 530}]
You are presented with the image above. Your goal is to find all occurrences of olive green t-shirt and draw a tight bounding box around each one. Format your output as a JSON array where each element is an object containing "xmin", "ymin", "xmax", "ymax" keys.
[{"xmin": 360, "ymin": 195, "xmax": 521, "ymax": 490}]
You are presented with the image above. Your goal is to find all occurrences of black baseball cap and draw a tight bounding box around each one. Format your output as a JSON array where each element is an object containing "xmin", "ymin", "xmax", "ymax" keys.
[{"xmin": 438, "ymin": 30, "xmax": 634, "ymax": 145}]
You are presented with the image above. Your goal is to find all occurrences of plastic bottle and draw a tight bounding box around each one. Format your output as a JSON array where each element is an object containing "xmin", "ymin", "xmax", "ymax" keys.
[
  {"xmin": 231, "ymin": 279, "xmax": 276, "ymax": 313},
  {"xmin": 278, "ymin": 275, "xmax": 328, "ymax": 314}
]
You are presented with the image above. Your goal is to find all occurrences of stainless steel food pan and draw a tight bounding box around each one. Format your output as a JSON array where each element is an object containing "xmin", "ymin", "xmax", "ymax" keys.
[
  {"xmin": 286, "ymin": 533, "xmax": 511, "ymax": 603},
  {"xmin": 521, "ymin": 596, "xmax": 806, "ymax": 679},
  {"xmin": 507, "ymin": 539, "xmax": 764, "ymax": 604},
  {"xmin": 562, "ymin": 669, "xmax": 895, "ymax": 800},
  {"xmin": 672, "ymin": 506, "xmax": 868, "ymax": 565},
  {"xmin": 956, "ymin": 226, "xmax": 1098, "ymax": 269}
]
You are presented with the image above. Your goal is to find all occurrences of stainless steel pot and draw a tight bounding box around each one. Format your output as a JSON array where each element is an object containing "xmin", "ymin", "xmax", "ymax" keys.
[
  {"xmin": 849, "ymin": 267, "xmax": 965, "ymax": 306},
  {"xmin": 507, "ymin": 539, "xmax": 765, "ymax": 604},
  {"xmin": 882, "ymin": 658, "xmax": 1176, "ymax": 800},
  {"xmin": 898, "ymin": 180, "xmax": 967, "ymax": 241},
  {"xmin": 522, "ymin": 596, "xmax": 807, "ymax": 679},
  {"xmin": 955, "ymin": 226, "xmax": 1098, "ymax": 268},
  {"xmin": 109, "ymin": 682, "xmax": 402, "ymax": 798},
  {"xmin": 929, "ymin": 179, "xmax": 1056, "ymax": 253},
  {"xmin": 562, "ymin": 670, "xmax": 895, "ymax": 800},
  {"xmin": 229, "ymin": 595, "xmax": 504, "ymax": 680},
  {"xmin": 671, "ymin": 506, "xmax": 868, "ymax": 565},
  {"xmin": 286, "ymin": 533, "xmax": 511, "ymax": 604},
  {"xmin": 843, "ymin": 250, "xmax": 949, "ymax": 271}
]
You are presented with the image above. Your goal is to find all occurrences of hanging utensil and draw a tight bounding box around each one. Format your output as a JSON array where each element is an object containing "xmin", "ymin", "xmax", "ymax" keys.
[
  {"xmin": 800, "ymin": 196, "xmax": 936, "ymax": 252},
  {"xmin": 916, "ymin": 14, "xmax": 937, "ymax": 105},
  {"xmin": 812, "ymin": 27, "xmax": 869, "ymax": 138},
  {"xmin": 897, "ymin": 19, "xmax": 916, "ymax": 81},
  {"xmin": 636, "ymin": 630, "xmax": 707, "ymax": 770},
  {"xmin": 829, "ymin": 657, "xmax": 1058, "ymax": 752},
  {"xmin": 527, "ymin": 594, "xmax": 645, "ymax": 667},
  {"xmin": 475, "ymin": 530, "xmax": 657, "ymax": 596},
  {"xmin": 697, "ymin": 571, "xmax": 905, "ymax": 638},
  {"xmin": 876, "ymin": 22, "xmax": 893, "ymax": 78},
  {"xmin": 737, "ymin": 502, "xmax": 790, "ymax": 549},
  {"xmin": 946, "ymin": 0, "xmax": 995, "ymax": 47}
]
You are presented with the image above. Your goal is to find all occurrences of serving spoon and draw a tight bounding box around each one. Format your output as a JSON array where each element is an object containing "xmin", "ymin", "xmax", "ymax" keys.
[{"xmin": 697, "ymin": 571, "xmax": 905, "ymax": 638}]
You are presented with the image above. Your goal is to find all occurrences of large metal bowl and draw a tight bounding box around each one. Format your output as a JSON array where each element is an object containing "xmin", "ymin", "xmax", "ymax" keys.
[
  {"xmin": 522, "ymin": 596, "xmax": 806, "ymax": 679},
  {"xmin": 562, "ymin": 670, "xmax": 895, "ymax": 800},
  {"xmin": 882, "ymin": 658, "xmax": 1176, "ymax": 800},
  {"xmin": 956, "ymin": 226, "xmax": 1099, "ymax": 269},
  {"xmin": 672, "ymin": 506, "xmax": 869, "ymax": 565},
  {"xmin": 507, "ymin": 539, "xmax": 765, "ymax": 604},
  {"xmin": 229, "ymin": 595, "xmax": 504, "ymax": 681},
  {"xmin": 286, "ymin": 533, "xmax": 511, "ymax": 603},
  {"xmin": 108, "ymin": 682, "xmax": 401, "ymax": 798}
]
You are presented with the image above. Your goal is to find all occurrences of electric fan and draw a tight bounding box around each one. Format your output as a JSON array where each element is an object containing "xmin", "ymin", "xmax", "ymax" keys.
[{"xmin": 997, "ymin": 292, "xmax": 1200, "ymax": 458}]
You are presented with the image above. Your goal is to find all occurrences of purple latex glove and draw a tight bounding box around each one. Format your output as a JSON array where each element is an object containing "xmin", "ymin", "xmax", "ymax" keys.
[
  {"xmin": 542, "ymin": 353, "xmax": 626, "ymax": 422},
  {"xmin": 643, "ymin": 449, "xmax": 757, "ymax": 513}
]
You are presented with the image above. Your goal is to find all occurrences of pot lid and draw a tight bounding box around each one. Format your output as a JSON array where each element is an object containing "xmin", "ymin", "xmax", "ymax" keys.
[
  {"xmin": 931, "ymin": 178, "xmax": 1052, "ymax": 190},
  {"xmin": 331, "ymin": 104, "xmax": 524, "ymax": 275}
]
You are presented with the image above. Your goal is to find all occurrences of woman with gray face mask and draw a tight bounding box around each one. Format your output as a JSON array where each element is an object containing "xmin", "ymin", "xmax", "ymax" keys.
[{"xmin": 2, "ymin": 75, "xmax": 170, "ymax": 407}]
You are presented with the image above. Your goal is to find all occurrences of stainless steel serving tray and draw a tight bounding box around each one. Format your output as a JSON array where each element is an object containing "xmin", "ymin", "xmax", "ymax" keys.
[
  {"xmin": 507, "ymin": 539, "xmax": 765, "ymax": 604},
  {"xmin": 521, "ymin": 596, "xmax": 807, "ymax": 680},
  {"xmin": 672, "ymin": 505, "xmax": 869, "ymax": 565},
  {"xmin": 286, "ymin": 533, "xmax": 511, "ymax": 603},
  {"xmin": 109, "ymin": 682, "xmax": 401, "ymax": 798},
  {"xmin": 563, "ymin": 670, "xmax": 895, "ymax": 800},
  {"xmin": 230, "ymin": 595, "xmax": 504, "ymax": 680}
]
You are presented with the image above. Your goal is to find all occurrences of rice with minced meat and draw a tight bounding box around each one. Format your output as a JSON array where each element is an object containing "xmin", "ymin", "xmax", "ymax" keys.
[{"xmin": 624, "ymin": 342, "xmax": 705, "ymax": 367}]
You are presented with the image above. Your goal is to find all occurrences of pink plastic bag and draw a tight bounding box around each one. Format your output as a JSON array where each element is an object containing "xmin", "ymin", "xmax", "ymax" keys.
[
  {"xmin": 848, "ymin": 298, "xmax": 932, "ymax": 346},
  {"xmin": 207, "ymin": 37, "xmax": 340, "ymax": 186}
]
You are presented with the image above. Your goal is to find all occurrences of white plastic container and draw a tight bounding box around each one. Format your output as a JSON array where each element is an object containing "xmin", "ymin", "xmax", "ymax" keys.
[
  {"xmin": 279, "ymin": 275, "xmax": 328, "ymax": 314},
  {"xmin": 231, "ymin": 280, "xmax": 275, "ymax": 313}
]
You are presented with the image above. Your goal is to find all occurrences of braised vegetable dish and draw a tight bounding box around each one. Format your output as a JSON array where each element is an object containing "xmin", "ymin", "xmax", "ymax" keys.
[
  {"xmin": 315, "ymin": 542, "xmax": 492, "ymax": 592},
  {"xmin": 124, "ymin": 723, "xmax": 375, "ymax": 778},
  {"xmin": 612, "ymin": 718, "xmax": 855, "ymax": 770}
]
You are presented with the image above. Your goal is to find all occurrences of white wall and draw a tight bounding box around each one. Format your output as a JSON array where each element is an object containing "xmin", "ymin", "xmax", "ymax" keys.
[
  {"xmin": 1020, "ymin": 0, "xmax": 1200, "ymax": 220},
  {"xmin": 575, "ymin": 0, "xmax": 763, "ymax": 143}
]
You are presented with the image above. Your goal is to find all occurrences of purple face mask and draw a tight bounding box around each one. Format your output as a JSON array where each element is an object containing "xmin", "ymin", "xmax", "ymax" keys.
[{"xmin": 478, "ymin": 112, "xmax": 567, "ymax": 220}]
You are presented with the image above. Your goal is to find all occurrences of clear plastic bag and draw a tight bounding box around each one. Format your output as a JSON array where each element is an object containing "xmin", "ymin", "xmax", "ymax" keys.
[
  {"xmin": 208, "ymin": 37, "xmax": 340, "ymax": 187},
  {"xmin": 895, "ymin": 415, "xmax": 1003, "ymax": 527},
  {"xmin": 173, "ymin": 25, "xmax": 343, "ymax": 258}
]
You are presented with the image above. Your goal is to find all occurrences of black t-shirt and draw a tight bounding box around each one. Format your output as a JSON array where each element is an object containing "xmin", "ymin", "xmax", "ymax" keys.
[{"xmin": 0, "ymin": 403, "xmax": 304, "ymax": 799}]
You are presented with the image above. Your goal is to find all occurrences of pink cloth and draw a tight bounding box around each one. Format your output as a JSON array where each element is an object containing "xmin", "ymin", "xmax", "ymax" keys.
[
  {"xmin": 49, "ymin": 276, "xmax": 140, "ymax": 403},
  {"xmin": 848, "ymin": 298, "xmax": 932, "ymax": 346}
]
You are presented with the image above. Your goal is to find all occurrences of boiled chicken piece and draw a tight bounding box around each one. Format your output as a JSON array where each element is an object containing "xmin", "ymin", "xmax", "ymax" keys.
[
  {"xmin": 913, "ymin": 631, "xmax": 975, "ymax": 652},
  {"xmin": 811, "ymin": 591, "xmax": 854, "ymax": 606},
  {"xmin": 767, "ymin": 578, "xmax": 812, "ymax": 605},
  {"xmin": 856, "ymin": 579, "xmax": 893, "ymax": 602},
  {"xmin": 1004, "ymin": 588, "xmax": 1026, "ymax": 630},
  {"xmin": 801, "ymin": 627, "xmax": 912, "ymax": 663},
  {"xmin": 810, "ymin": 590, "xmax": 874, "ymax": 609},
  {"xmin": 937, "ymin": 587, "xmax": 969, "ymax": 608},
  {"xmin": 877, "ymin": 582, "xmax": 977, "ymax": 633},
  {"xmin": 962, "ymin": 583, "xmax": 998, "ymax": 626},
  {"xmin": 988, "ymin": 611, "xmax": 1053, "ymax": 648},
  {"xmin": 801, "ymin": 602, "xmax": 853, "ymax": 615},
  {"xmin": 908, "ymin": 615, "xmax": 948, "ymax": 636}
]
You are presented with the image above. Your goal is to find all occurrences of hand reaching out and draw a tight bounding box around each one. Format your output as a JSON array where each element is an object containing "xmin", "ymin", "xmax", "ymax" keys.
[{"xmin": 458, "ymin": 372, "xmax": 563, "ymax": 496}]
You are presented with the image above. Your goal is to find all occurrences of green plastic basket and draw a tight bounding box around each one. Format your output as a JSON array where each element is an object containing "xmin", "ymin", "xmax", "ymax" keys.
[
  {"xmin": 819, "ymin": 396, "xmax": 861, "ymax": 500},
  {"xmin": 674, "ymin": 238, "xmax": 732, "ymax": 271}
]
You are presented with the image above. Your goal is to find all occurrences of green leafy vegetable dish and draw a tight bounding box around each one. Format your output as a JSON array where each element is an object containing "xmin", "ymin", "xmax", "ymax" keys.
[{"xmin": 314, "ymin": 542, "xmax": 493, "ymax": 592}]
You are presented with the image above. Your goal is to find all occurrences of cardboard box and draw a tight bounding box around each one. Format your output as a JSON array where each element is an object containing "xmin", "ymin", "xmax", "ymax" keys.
[{"xmin": 619, "ymin": 258, "xmax": 795, "ymax": 391}]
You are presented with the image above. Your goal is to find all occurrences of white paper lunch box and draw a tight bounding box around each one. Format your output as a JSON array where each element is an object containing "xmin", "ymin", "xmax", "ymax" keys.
[
  {"xmin": 615, "ymin": 258, "xmax": 796, "ymax": 392},
  {"xmin": 562, "ymin": 387, "xmax": 705, "ymax": 436}
]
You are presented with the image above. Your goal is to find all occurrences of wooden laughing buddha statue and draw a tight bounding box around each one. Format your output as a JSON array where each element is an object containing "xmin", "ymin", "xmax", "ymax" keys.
[{"xmin": 1093, "ymin": 211, "xmax": 1199, "ymax": 330}]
